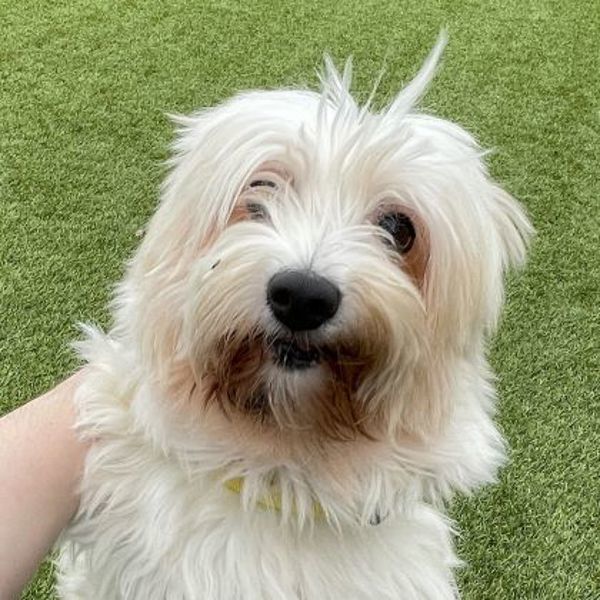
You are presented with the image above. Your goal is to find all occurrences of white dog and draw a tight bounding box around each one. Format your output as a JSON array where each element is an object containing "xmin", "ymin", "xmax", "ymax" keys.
[{"xmin": 56, "ymin": 34, "xmax": 532, "ymax": 599}]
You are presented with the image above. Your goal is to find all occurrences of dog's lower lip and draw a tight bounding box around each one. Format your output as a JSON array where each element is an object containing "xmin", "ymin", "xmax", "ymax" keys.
[{"xmin": 270, "ymin": 338, "xmax": 321, "ymax": 370}]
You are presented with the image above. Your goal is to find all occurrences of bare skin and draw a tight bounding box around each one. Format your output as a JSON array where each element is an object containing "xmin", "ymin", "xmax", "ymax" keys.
[{"xmin": 0, "ymin": 372, "xmax": 87, "ymax": 599}]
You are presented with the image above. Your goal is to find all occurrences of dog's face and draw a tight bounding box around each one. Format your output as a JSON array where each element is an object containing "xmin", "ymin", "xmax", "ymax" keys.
[{"xmin": 122, "ymin": 38, "xmax": 531, "ymax": 445}]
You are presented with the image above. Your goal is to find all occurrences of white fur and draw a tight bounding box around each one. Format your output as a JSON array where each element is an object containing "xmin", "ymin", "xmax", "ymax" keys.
[{"xmin": 56, "ymin": 33, "xmax": 532, "ymax": 599}]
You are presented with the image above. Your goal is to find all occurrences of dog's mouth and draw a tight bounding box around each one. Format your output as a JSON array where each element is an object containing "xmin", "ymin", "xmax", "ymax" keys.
[
  {"xmin": 270, "ymin": 337, "xmax": 321, "ymax": 370},
  {"xmin": 205, "ymin": 331, "xmax": 376, "ymax": 438}
]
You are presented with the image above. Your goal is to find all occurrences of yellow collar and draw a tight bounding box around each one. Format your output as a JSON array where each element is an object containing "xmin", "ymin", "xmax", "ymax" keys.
[{"xmin": 225, "ymin": 477, "xmax": 326, "ymax": 519}]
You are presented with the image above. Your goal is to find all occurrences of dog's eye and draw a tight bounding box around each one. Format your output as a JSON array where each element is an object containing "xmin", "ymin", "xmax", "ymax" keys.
[
  {"xmin": 377, "ymin": 212, "xmax": 416, "ymax": 253},
  {"xmin": 246, "ymin": 202, "xmax": 268, "ymax": 220}
]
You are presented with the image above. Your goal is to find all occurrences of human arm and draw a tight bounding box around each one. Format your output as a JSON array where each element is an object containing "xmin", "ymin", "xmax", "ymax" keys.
[{"xmin": 0, "ymin": 372, "xmax": 88, "ymax": 599}]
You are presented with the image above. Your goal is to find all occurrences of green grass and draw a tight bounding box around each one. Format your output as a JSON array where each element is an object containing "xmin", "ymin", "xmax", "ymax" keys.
[{"xmin": 1, "ymin": 1, "xmax": 598, "ymax": 598}]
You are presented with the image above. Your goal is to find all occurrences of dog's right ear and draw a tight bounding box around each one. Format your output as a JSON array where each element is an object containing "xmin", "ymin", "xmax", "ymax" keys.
[{"xmin": 113, "ymin": 109, "xmax": 224, "ymax": 382}]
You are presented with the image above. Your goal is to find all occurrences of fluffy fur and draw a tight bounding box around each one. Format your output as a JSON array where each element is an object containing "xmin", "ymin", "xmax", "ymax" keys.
[{"xmin": 56, "ymin": 33, "xmax": 532, "ymax": 599}]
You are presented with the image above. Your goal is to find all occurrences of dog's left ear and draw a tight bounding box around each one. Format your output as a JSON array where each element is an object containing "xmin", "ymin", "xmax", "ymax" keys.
[{"xmin": 490, "ymin": 185, "xmax": 534, "ymax": 272}]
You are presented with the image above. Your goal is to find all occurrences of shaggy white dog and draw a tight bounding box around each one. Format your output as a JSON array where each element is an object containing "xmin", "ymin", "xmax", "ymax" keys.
[{"xmin": 56, "ymin": 34, "xmax": 532, "ymax": 599}]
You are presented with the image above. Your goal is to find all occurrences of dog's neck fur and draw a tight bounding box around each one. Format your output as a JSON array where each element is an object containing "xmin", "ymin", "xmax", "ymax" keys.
[
  {"xmin": 57, "ymin": 326, "xmax": 501, "ymax": 599},
  {"xmin": 73, "ymin": 325, "xmax": 504, "ymax": 534}
]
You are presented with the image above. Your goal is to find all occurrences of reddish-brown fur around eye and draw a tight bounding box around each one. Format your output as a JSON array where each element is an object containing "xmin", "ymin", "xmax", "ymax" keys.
[{"xmin": 402, "ymin": 219, "xmax": 430, "ymax": 288}]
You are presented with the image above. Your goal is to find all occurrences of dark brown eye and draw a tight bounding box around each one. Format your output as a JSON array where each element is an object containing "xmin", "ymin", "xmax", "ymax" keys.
[
  {"xmin": 246, "ymin": 202, "xmax": 268, "ymax": 220},
  {"xmin": 378, "ymin": 212, "xmax": 415, "ymax": 253}
]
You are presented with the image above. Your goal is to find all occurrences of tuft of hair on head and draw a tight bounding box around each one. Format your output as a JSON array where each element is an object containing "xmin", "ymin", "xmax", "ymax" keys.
[
  {"xmin": 317, "ymin": 30, "xmax": 448, "ymax": 124},
  {"xmin": 316, "ymin": 54, "xmax": 360, "ymax": 135},
  {"xmin": 319, "ymin": 54, "xmax": 354, "ymax": 106},
  {"xmin": 386, "ymin": 29, "xmax": 448, "ymax": 118}
]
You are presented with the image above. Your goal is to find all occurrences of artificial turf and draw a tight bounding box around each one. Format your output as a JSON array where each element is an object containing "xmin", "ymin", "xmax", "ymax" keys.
[{"xmin": 0, "ymin": 1, "xmax": 598, "ymax": 598}]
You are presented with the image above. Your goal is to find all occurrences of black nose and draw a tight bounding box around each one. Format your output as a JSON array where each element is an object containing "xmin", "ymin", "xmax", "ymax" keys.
[{"xmin": 267, "ymin": 270, "xmax": 341, "ymax": 331}]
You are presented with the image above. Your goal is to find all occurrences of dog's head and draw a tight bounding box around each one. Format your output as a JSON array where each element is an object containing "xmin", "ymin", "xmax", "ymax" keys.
[{"xmin": 119, "ymin": 35, "xmax": 531, "ymax": 446}]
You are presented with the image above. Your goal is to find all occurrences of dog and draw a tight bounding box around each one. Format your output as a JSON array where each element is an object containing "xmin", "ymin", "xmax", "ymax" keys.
[{"xmin": 56, "ymin": 33, "xmax": 532, "ymax": 599}]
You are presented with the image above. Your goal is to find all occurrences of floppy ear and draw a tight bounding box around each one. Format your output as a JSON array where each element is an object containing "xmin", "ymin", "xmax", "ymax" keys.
[
  {"xmin": 111, "ymin": 110, "xmax": 224, "ymax": 384},
  {"xmin": 490, "ymin": 185, "xmax": 534, "ymax": 271}
]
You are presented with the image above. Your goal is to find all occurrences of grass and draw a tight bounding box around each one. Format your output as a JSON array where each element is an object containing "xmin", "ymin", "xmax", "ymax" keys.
[{"xmin": 0, "ymin": 1, "xmax": 598, "ymax": 598}]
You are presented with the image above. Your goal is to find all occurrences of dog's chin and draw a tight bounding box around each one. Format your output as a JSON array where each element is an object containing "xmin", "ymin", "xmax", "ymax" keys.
[{"xmin": 200, "ymin": 330, "xmax": 377, "ymax": 440}]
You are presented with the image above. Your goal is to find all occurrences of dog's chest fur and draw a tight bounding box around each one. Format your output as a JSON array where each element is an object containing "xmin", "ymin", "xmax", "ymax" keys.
[
  {"xmin": 57, "ymin": 460, "xmax": 457, "ymax": 599},
  {"xmin": 53, "ymin": 378, "xmax": 465, "ymax": 599},
  {"xmin": 58, "ymin": 462, "xmax": 457, "ymax": 599},
  {"xmin": 54, "ymin": 346, "xmax": 502, "ymax": 600}
]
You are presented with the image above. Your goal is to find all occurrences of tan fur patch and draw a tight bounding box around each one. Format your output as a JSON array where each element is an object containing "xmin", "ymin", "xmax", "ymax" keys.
[
  {"xmin": 402, "ymin": 216, "xmax": 430, "ymax": 288},
  {"xmin": 199, "ymin": 334, "xmax": 382, "ymax": 442}
]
